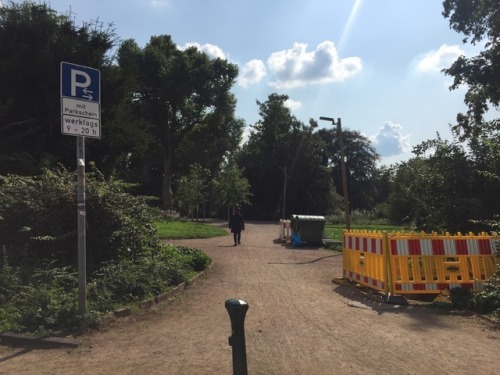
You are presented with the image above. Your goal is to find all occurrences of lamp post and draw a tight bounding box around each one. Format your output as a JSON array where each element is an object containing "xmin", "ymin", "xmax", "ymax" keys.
[
  {"xmin": 282, "ymin": 165, "xmax": 287, "ymax": 220},
  {"xmin": 319, "ymin": 116, "xmax": 350, "ymax": 230}
]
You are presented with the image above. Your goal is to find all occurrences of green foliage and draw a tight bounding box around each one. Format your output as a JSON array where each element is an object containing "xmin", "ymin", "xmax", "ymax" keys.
[
  {"xmin": 0, "ymin": 2, "xmax": 243, "ymax": 215},
  {"xmin": 449, "ymin": 263, "xmax": 499, "ymax": 316},
  {"xmin": 239, "ymin": 94, "xmax": 335, "ymax": 219},
  {"xmin": 469, "ymin": 263, "xmax": 500, "ymax": 316},
  {"xmin": 323, "ymin": 222, "xmax": 406, "ymax": 241},
  {"xmin": 6, "ymin": 264, "xmax": 81, "ymax": 335},
  {"xmin": 450, "ymin": 286, "xmax": 472, "ymax": 310},
  {"xmin": 0, "ymin": 166, "xmax": 162, "ymax": 268},
  {"xmin": 0, "ymin": 168, "xmax": 76, "ymax": 265},
  {"xmin": 175, "ymin": 163, "xmax": 211, "ymax": 218},
  {"xmin": 0, "ymin": 1, "xmax": 117, "ymax": 175},
  {"xmin": 212, "ymin": 157, "xmax": 252, "ymax": 219},
  {"xmin": 0, "ymin": 172, "xmax": 218, "ymax": 335},
  {"xmin": 382, "ymin": 2, "xmax": 500, "ymax": 235},
  {"xmin": 442, "ymin": 0, "xmax": 500, "ymax": 137},
  {"xmin": 86, "ymin": 244, "xmax": 211, "ymax": 311},
  {"xmin": 387, "ymin": 136, "xmax": 492, "ymax": 232},
  {"xmin": 173, "ymin": 245, "xmax": 212, "ymax": 272},
  {"xmin": 84, "ymin": 165, "xmax": 162, "ymax": 265},
  {"xmin": 326, "ymin": 209, "xmax": 391, "ymax": 227},
  {"xmin": 315, "ymin": 127, "xmax": 381, "ymax": 211},
  {"xmin": 0, "ymin": 247, "xmax": 19, "ymax": 304},
  {"xmin": 89, "ymin": 251, "xmax": 184, "ymax": 307},
  {"xmin": 0, "ymin": 245, "xmax": 212, "ymax": 335},
  {"xmin": 118, "ymin": 35, "xmax": 240, "ymax": 209}
]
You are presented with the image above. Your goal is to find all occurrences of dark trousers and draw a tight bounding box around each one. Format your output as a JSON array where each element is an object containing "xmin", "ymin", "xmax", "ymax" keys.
[{"xmin": 233, "ymin": 231, "xmax": 241, "ymax": 244}]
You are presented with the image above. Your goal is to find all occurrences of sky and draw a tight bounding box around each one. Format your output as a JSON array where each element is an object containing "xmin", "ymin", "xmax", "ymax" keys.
[{"xmin": 6, "ymin": 0, "xmax": 484, "ymax": 165}]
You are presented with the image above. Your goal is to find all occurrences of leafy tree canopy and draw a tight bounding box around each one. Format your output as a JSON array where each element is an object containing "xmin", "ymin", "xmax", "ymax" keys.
[
  {"xmin": 118, "ymin": 36, "xmax": 241, "ymax": 209},
  {"xmin": 0, "ymin": 1, "xmax": 117, "ymax": 175},
  {"xmin": 442, "ymin": 0, "xmax": 500, "ymax": 139}
]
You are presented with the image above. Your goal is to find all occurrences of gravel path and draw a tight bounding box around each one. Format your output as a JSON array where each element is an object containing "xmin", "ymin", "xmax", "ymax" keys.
[{"xmin": 0, "ymin": 221, "xmax": 498, "ymax": 375}]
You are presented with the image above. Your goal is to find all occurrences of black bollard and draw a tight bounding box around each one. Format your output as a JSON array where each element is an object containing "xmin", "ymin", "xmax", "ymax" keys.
[{"xmin": 225, "ymin": 298, "xmax": 249, "ymax": 375}]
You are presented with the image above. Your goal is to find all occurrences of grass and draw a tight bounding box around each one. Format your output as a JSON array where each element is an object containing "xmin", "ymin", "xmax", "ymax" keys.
[
  {"xmin": 155, "ymin": 220, "xmax": 228, "ymax": 239},
  {"xmin": 324, "ymin": 224, "xmax": 407, "ymax": 241}
]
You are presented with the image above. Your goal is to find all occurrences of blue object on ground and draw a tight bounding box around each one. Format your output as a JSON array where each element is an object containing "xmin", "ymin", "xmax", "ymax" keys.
[{"xmin": 291, "ymin": 231, "xmax": 304, "ymax": 247}]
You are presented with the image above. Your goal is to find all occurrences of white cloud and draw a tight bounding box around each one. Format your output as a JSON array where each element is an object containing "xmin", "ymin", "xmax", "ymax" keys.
[
  {"xmin": 267, "ymin": 41, "xmax": 362, "ymax": 89},
  {"xmin": 151, "ymin": 0, "xmax": 170, "ymax": 8},
  {"xmin": 370, "ymin": 121, "xmax": 411, "ymax": 157},
  {"xmin": 238, "ymin": 59, "xmax": 267, "ymax": 88},
  {"xmin": 284, "ymin": 98, "xmax": 302, "ymax": 111},
  {"xmin": 180, "ymin": 42, "xmax": 227, "ymax": 60},
  {"xmin": 416, "ymin": 44, "xmax": 465, "ymax": 72}
]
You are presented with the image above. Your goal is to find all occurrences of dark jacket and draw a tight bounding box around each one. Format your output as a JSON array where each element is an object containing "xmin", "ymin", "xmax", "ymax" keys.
[{"xmin": 229, "ymin": 212, "xmax": 245, "ymax": 233}]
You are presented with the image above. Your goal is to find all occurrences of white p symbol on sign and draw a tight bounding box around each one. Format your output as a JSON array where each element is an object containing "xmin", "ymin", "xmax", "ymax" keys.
[{"xmin": 71, "ymin": 69, "xmax": 91, "ymax": 96}]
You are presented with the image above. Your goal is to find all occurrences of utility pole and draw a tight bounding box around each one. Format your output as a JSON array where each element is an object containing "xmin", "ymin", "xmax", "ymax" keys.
[
  {"xmin": 319, "ymin": 116, "xmax": 350, "ymax": 230},
  {"xmin": 282, "ymin": 165, "xmax": 287, "ymax": 220}
]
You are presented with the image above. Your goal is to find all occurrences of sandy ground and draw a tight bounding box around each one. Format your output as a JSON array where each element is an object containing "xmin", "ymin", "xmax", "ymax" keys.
[{"xmin": 0, "ymin": 221, "xmax": 499, "ymax": 375}]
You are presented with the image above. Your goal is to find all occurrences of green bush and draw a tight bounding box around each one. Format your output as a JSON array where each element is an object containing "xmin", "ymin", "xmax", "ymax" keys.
[
  {"xmin": 469, "ymin": 265, "xmax": 500, "ymax": 316},
  {"xmin": 0, "ymin": 245, "xmax": 212, "ymax": 334},
  {"xmin": 0, "ymin": 168, "xmax": 214, "ymax": 335},
  {"xmin": 0, "ymin": 170, "xmax": 76, "ymax": 265},
  {"xmin": 0, "ymin": 247, "xmax": 19, "ymax": 304},
  {"xmin": 89, "ymin": 254, "xmax": 184, "ymax": 307},
  {"xmin": 326, "ymin": 209, "xmax": 391, "ymax": 226},
  {"xmin": 10, "ymin": 264, "xmax": 81, "ymax": 335},
  {"xmin": 84, "ymin": 166, "xmax": 162, "ymax": 265},
  {"xmin": 450, "ymin": 286, "xmax": 472, "ymax": 310},
  {"xmin": 87, "ymin": 245, "xmax": 210, "ymax": 311},
  {"xmin": 0, "ymin": 166, "xmax": 162, "ymax": 268},
  {"xmin": 169, "ymin": 245, "xmax": 212, "ymax": 272}
]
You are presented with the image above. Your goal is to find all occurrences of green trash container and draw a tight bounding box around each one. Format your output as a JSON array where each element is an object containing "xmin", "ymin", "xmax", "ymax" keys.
[{"xmin": 290, "ymin": 214, "xmax": 325, "ymax": 244}]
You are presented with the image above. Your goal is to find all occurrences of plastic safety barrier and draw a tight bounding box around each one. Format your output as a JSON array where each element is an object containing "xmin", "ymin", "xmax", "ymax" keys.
[
  {"xmin": 279, "ymin": 219, "xmax": 291, "ymax": 242},
  {"xmin": 343, "ymin": 232, "xmax": 387, "ymax": 291},
  {"xmin": 342, "ymin": 230, "xmax": 499, "ymax": 295}
]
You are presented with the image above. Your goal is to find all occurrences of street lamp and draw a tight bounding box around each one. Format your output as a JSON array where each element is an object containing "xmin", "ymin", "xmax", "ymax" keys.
[
  {"xmin": 282, "ymin": 165, "xmax": 287, "ymax": 220},
  {"xmin": 319, "ymin": 116, "xmax": 351, "ymax": 230}
]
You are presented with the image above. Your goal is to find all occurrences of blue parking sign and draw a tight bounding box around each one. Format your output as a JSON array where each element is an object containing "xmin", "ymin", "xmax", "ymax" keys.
[{"xmin": 61, "ymin": 62, "xmax": 100, "ymax": 102}]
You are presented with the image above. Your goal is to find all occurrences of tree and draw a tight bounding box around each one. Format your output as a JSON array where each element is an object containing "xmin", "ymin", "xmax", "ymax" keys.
[
  {"xmin": 117, "ymin": 36, "xmax": 240, "ymax": 209},
  {"xmin": 386, "ymin": 162, "xmax": 414, "ymax": 226},
  {"xmin": 442, "ymin": 0, "xmax": 500, "ymax": 139},
  {"xmin": 91, "ymin": 40, "xmax": 160, "ymax": 196},
  {"xmin": 239, "ymin": 94, "xmax": 334, "ymax": 219},
  {"xmin": 213, "ymin": 157, "xmax": 252, "ymax": 221},
  {"xmin": 174, "ymin": 94, "xmax": 245, "ymax": 177},
  {"xmin": 175, "ymin": 163, "xmax": 211, "ymax": 220},
  {"xmin": 315, "ymin": 127, "xmax": 381, "ymax": 211},
  {"xmin": 442, "ymin": 0, "xmax": 500, "ymax": 230},
  {"xmin": 0, "ymin": 1, "xmax": 117, "ymax": 175},
  {"xmin": 387, "ymin": 135, "xmax": 482, "ymax": 232},
  {"xmin": 385, "ymin": 1, "xmax": 500, "ymax": 232}
]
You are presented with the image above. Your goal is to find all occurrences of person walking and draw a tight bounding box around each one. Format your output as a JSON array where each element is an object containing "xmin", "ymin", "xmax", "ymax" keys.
[{"xmin": 229, "ymin": 207, "xmax": 245, "ymax": 246}]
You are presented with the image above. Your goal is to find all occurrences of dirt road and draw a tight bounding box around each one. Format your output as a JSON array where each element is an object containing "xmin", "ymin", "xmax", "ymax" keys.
[{"xmin": 0, "ymin": 222, "xmax": 498, "ymax": 375}]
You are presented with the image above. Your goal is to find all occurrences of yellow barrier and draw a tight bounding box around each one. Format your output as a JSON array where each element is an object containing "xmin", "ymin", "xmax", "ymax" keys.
[
  {"xmin": 342, "ymin": 231, "xmax": 388, "ymax": 293},
  {"xmin": 342, "ymin": 230, "xmax": 499, "ymax": 295}
]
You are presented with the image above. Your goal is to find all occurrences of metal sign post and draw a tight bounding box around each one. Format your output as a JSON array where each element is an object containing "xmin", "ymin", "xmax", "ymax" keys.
[
  {"xmin": 77, "ymin": 137, "xmax": 86, "ymax": 316},
  {"xmin": 61, "ymin": 62, "xmax": 101, "ymax": 317}
]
